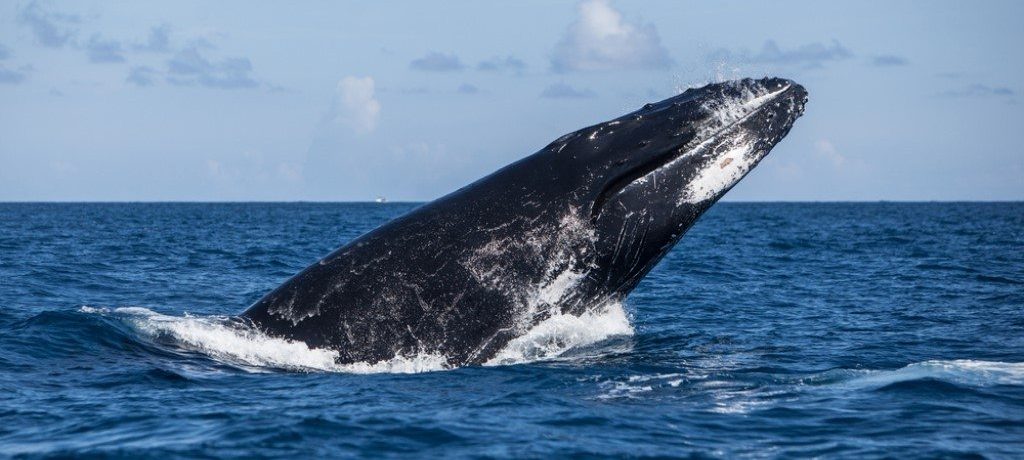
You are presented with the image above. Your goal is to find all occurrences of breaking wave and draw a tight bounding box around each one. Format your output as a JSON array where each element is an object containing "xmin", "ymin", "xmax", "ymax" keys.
[
  {"xmin": 591, "ymin": 360, "xmax": 1024, "ymax": 410},
  {"xmin": 839, "ymin": 359, "xmax": 1024, "ymax": 388}
]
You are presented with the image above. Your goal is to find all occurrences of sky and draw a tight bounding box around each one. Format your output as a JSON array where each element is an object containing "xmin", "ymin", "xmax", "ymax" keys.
[{"xmin": 0, "ymin": 0, "xmax": 1022, "ymax": 201}]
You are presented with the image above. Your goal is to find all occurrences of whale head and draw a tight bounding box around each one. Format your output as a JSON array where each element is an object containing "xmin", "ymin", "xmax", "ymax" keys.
[{"xmin": 539, "ymin": 77, "xmax": 808, "ymax": 299}]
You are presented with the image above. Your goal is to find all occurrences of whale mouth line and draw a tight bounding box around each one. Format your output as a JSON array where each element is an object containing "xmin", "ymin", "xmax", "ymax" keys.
[
  {"xmin": 590, "ymin": 136, "xmax": 693, "ymax": 221},
  {"xmin": 590, "ymin": 84, "xmax": 794, "ymax": 220}
]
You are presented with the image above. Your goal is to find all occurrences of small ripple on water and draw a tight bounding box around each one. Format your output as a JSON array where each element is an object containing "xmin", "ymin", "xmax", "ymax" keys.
[{"xmin": 2, "ymin": 202, "xmax": 1023, "ymax": 457}]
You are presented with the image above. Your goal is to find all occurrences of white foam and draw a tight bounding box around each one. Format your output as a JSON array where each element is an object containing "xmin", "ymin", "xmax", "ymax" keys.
[
  {"xmin": 595, "ymin": 373, "xmax": 689, "ymax": 400},
  {"xmin": 845, "ymin": 360, "xmax": 1024, "ymax": 388},
  {"xmin": 82, "ymin": 303, "xmax": 635, "ymax": 373},
  {"xmin": 485, "ymin": 302, "xmax": 634, "ymax": 366},
  {"xmin": 80, "ymin": 306, "xmax": 449, "ymax": 374}
]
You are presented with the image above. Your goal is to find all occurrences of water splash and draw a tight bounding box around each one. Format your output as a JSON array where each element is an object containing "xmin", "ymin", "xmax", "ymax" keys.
[
  {"xmin": 81, "ymin": 307, "xmax": 449, "ymax": 374},
  {"xmin": 485, "ymin": 302, "xmax": 634, "ymax": 366},
  {"xmin": 81, "ymin": 303, "xmax": 634, "ymax": 374}
]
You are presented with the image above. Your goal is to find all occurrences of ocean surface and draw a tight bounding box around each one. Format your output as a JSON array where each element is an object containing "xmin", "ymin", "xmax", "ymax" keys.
[{"xmin": 1, "ymin": 202, "xmax": 1022, "ymax": 458}]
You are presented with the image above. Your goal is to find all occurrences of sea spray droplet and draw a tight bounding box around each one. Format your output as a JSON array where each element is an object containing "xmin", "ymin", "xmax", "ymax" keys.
[{"xmin": 485, "ymin": 302, "xmax": 634, "ymax": 366}]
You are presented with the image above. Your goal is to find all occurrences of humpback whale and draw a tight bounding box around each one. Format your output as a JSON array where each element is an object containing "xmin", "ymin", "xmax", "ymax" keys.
[{"xmin": 243, "ymin": 77, "xmax": 808, "ymax": 366}]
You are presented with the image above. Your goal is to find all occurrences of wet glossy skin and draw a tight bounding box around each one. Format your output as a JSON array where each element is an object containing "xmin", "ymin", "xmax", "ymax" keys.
[{"xmin": 242, "ymin": 77, "xmax": 808, "ymax": 366}]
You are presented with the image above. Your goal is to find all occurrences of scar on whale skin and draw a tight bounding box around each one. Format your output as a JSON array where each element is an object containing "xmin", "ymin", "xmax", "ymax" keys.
[{"xmin": 241, "ymin": 77, "xmax": 808, "ymax": 366}]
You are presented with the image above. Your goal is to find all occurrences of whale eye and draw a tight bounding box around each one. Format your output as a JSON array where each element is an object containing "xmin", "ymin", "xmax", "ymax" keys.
[{"xmin": 636, "ymin": 140, "xmax": 649, "ymax": 148}]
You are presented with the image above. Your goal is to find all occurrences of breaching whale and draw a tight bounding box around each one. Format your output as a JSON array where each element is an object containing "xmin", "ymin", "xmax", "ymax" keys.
[{"xmin": 242, "ymin": 77, "xmax": 808, "ymax": 366}]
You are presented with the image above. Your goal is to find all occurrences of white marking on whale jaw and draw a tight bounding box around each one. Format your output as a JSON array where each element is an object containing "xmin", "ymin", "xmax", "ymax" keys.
[
  {"xmin": 678, "ymin": 139, "xmax": 757, "ymax": 205},
  {"xmin": 673, "ymin": 82, "xmax": 790, "ymax": 205}
]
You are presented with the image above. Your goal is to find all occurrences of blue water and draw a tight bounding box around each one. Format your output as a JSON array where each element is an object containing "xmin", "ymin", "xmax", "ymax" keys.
[{"xmin": 1, "ymin": 202, "xmax": 1022, "ymax": 458}]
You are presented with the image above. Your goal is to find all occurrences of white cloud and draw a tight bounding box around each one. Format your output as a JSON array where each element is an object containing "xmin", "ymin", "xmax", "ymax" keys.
[
  {"xmin": 540, "ymin": 82, "xmax": 596, "ymax": 99},
  {"xmin": 477, "ymin": 55, "xmax": 526, "ymax": 74},
  {"xmin": 205, "ymin": 159, "xmax": 223, "ymax": 176},
  {"xmin": 166, "ymin": 47, "xmax": 258, "ymax": 89},
  {"xmin": 17, "ymin": 1, "xmax": 79, "ymax": 49},
  {"xmin": 551, "ymin": 0, "xmax": 671, "ymax": 72},
  {"xmin": 85, "ymin": 34, "xmax": 125, "ymax": 63},
  {"xmin": 126, "ymin": 66, "xmax": 157, "ymax": 86},
  {"xmin": 277, "ymin": 162, "xmax": 303, "ymax": 182},
  {"xmin": 390, "ymin": 141, "xmax": 446, "ymax": 163},
  {"xmin": 134, "ymin": 24, "xmax": 172, "ymax": 53},
  {"xmin": 457, "ymin": 83, "xmax": 480, "ymax": 94},
  {"xmin": 50, "ymin": 160, "xmax": 77, "ymax": 174},
  {"xmin": 333, "ymin": 76, "xmax": 381, "ymax": 134},
  {"xmin": 205, "ymin": 153, "xmax": 303, "ymax": 184},
  {"xmin": 814, "ymin": 139, "xmax": 846, "ymax": 168},
  {"xmin": 0, "ymin": 64, "xmax": 31, "ymax": 84},
  {"xmin": 709, "ymin": 40, "xmax": 853, "ymax": 69},
  {"xmin": 409, "ymin": 52, "xmax": 463, "ymax": 72}
]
